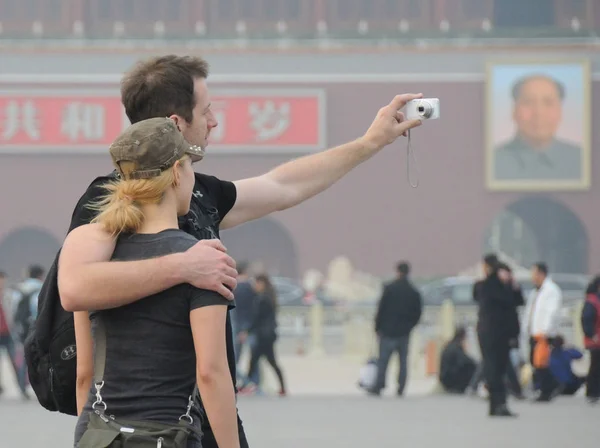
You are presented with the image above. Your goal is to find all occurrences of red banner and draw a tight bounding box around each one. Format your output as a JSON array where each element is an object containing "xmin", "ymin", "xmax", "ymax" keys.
[
  {"xmin": 0, "ymin": 89, "xmax": 325, "ymax": 153},
  {"xmin": 0, "ymin": 96, "xmax": 124, "ymax": 148}
]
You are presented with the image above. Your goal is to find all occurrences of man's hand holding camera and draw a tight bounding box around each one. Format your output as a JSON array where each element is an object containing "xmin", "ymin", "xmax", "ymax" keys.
[{"xmin": 362, "ymin": 93, "xmax": 424, "ymax": 150}]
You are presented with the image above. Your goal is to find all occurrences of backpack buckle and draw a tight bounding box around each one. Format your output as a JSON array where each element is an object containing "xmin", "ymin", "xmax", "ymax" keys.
[
  {"xmin": 92, "ymin": 381, "xmax": 107, "ymax": 412},
  {"xmin": 178, "ymin": 394, "xmax": 194, "ymax": 425}
]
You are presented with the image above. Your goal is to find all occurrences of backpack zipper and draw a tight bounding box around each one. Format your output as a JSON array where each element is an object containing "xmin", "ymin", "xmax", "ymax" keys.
[{"xmin": 48, "ymin": 367, "xmax": 61, "ymax": 410}]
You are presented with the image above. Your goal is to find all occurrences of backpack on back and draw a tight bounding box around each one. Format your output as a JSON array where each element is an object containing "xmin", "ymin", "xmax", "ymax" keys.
[
  {"xmin": 24, "ymin": 250, "xmax": 78, "ymax": 416},
  {"xmin": 24, "ymin": 174, "xmax": 119, "ymax": 417}
]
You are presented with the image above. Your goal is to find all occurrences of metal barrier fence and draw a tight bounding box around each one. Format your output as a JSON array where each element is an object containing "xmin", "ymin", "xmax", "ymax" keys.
[{"xmin": 274, "ymin": 302, "xmax": 586, "ymax": 372}]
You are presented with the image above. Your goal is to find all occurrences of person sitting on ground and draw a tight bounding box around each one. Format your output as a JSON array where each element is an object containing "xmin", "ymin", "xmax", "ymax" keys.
[
  {"xmin": 549, "ymin": 335, "xmax": 585, "ymax": 396},
  {"xmin": 440, "ymin": 327, "xmax": 478, "ymax": 394}
]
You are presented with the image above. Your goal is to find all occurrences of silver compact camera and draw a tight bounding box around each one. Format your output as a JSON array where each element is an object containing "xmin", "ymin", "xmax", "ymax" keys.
[{"xmin": 405, "ymin": 98, "xmax": 440, "ymax": 120}]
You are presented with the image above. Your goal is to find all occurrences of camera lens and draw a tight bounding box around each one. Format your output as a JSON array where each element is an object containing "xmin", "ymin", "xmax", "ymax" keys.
[{"xmin": 417, "ymin": 101, "xmax": 432, "ymax": 119}]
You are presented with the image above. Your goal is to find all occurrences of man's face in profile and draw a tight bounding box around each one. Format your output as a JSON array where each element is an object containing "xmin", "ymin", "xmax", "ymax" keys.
[{"xmin": 513, "ymin": 77, "xmax": 562, "ymax": 148}]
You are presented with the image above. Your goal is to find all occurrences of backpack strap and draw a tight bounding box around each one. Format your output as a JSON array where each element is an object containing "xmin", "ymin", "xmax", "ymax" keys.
[
  {"xmin": 92, "ymin": 316, "xmax": 108, "ymax": 412},
  {"xmin": 34, "ymin": 251, "xmax": 61, "ymax": 352},
  {"xmin": 93, "ymin": 317, "xmax": 107, "ymax": 385}
]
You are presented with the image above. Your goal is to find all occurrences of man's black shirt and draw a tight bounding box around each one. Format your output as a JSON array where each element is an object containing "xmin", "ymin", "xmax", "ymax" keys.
[{"xmin": 375, "ymin": 278, "xmax": 423, "ymax": 338}]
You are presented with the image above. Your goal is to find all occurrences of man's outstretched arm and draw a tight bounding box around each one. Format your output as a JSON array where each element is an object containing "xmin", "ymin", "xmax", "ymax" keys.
[
  {"xmin": 58, "ymin": 223, "xmax": 237, "ymax": 312},
  {"xmin": 220, "ymin": 93, "xmax": 423, "ymax": 230}
]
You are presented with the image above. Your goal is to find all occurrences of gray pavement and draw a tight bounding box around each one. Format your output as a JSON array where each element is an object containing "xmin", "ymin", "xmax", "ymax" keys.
[{"xmin": 0, "ymin": 394, "xmax": 597, "ymax": 448}]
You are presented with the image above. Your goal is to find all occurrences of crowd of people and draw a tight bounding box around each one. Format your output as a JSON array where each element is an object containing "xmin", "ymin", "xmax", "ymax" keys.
[
  {"xmin": 437, "ymin": 254, "xmax": 600, "ymax": 417},
  {"xmin": 360, "ymin": 253, "xmax": 600, "ymax": 419}
]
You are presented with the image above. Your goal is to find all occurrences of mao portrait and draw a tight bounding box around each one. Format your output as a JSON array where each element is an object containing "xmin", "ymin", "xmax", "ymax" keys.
[{"xmin": 486, "ymin": 61, "xmax": 591, "ymax": 191}]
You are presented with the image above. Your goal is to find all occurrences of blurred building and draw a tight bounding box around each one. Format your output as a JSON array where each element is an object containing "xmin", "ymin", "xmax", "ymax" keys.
[
  {"xmin": 0, "ymin": 0, "xmax": 598, "ymax": 280},
  {"xmin": 0, "ymin": 0, "xmax": 599, "ymax": 39}
]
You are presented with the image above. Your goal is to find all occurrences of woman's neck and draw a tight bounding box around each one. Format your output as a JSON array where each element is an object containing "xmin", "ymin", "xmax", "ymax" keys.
[{"xmin": 137, "ymin": 200, "xmax": 180, "ymax": 234}]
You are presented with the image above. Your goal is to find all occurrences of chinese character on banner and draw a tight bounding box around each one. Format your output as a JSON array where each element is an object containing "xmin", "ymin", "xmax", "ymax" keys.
[
  {"xmin": 1, "ymin": 100, "xmax": 41, "ymax": 141},
  {"xmin": 61, "ymin": 102, "xmax": 106, "ymax": 142},
  {"xmin": 248, "ymin": 101, "xmax": 291, "ymax": 142},
  {"xmin": 0, "ymin": 89, "xmax": 324, "ymax": 152}
]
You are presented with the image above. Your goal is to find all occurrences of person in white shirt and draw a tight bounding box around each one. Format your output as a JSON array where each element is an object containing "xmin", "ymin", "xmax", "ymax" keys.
[{"xmin": 522, "ymin": 262, "xmax": 563, "ymax": 401}]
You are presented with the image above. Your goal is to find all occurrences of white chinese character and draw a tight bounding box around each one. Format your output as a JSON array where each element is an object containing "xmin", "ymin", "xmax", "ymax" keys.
[
  {"xmin": 248, "ymin": 101, "xmax": 290, "ymax": 142},
  {"xmin": 1, "ymin": 100, "xmax": 41, "ymax": 140},
  {"xmin": 61, "ymin": 102, "xmax": 105, "ymax": 141}
]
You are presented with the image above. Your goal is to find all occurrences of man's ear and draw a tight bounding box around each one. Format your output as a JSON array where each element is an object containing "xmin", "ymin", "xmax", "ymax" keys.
[{"xmin": 168, "ymin": 115, "xmax": 182, "ymax": 132}]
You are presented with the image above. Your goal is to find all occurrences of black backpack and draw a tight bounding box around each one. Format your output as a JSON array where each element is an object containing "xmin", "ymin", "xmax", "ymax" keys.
[
  {"xmin": 24, "ymin": 173, "xmax": 118, "ymax": 417},
  {"xmin": 24, "ymin": 250, "xmax": 78, "ymax": 416}
]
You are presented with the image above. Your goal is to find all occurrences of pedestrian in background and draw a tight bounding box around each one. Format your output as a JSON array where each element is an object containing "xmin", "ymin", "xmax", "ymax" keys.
[
  {"xmin": 581, "ymin": 275, "xmax": 600, "ymax": 404},
  {"xmin": 522, "ymin": 262, "xmax": 562, "ymax": 402},
  {"xmin": 476, "ymin": 254, "xmax": 518, "ymax": 417},
  {"xmin": 369, "ymin": 261, "xmax": 422, "ymax": 396}
]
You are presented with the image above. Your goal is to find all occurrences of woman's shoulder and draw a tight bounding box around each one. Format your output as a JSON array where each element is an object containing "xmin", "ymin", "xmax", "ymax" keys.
[{"xmin": 66, "ymin": 222, "xmax": 113, "ymax": 244}]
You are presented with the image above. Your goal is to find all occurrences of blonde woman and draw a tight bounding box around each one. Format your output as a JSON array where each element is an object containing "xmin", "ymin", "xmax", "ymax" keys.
[{"xmin": 66, "ymin": 118, "xmax": 239, "ymax": 448}]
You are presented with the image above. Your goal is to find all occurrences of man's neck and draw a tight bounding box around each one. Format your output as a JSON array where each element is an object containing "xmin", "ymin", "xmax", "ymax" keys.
[{"xmin": 536, "ymin": 277, "xmax": 547, "ymax": 289}]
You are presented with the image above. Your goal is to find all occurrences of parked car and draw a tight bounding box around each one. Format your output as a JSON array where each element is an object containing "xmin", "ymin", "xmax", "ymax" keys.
[
  {"xmin": 419, "ymin": 276, "xmax": 475, "ymax": 307},
  {"xmin": 271, "ymin": 276, "xmax": 340, "ymax": 307},
  {"xmin": 420, "ymin": 273, "xmax": 590, "ymax": 307},
  {"xmin": 271, "ymin": 276, "xmax": 307, "ymax": 307}
]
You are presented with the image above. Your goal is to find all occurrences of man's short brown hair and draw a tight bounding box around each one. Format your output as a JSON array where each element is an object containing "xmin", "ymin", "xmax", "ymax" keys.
[{"xmin": 121, "ymin": 55, "xmax": 210, "ymax": 125}]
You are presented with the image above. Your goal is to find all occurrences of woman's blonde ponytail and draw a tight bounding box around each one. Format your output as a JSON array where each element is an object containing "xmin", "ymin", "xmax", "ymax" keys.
[
  {"xmin": 89, "ymin": 159, "xmax": 182, "ymax": 236},
  {"xmin": 90, "ymin": 180, "xmax": 145, "ymax": 236}
]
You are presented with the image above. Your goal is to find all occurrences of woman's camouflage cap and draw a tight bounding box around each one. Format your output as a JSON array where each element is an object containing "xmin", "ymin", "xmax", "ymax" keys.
[{"xmin": 109, "ymin": 117, "xmax": 204, "ymax": 180}]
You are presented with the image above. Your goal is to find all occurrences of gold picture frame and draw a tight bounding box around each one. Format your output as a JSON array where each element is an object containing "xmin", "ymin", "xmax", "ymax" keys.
[{"xmin": 485, "ymin": 58, "xmax": 591, "ymax": 191}]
